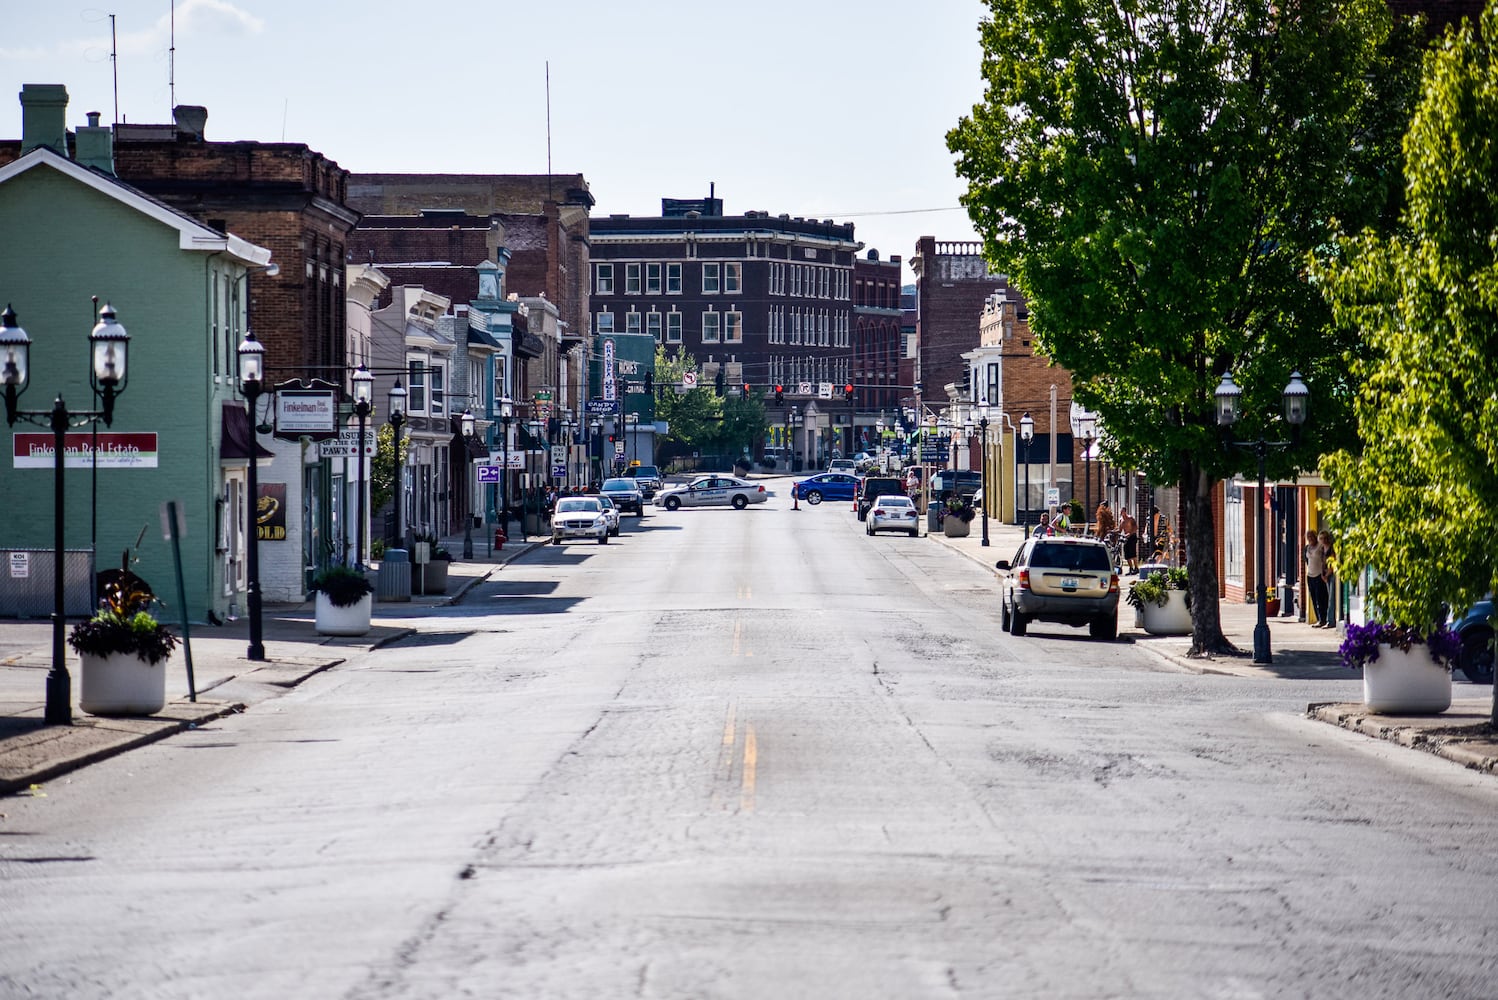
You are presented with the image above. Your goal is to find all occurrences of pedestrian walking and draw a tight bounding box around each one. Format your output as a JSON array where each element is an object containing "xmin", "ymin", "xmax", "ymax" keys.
[
  {"xmin": 1119, "ymin": 508, "xmax": 1140, "ymax": 573},
  {"xmin": 1304, "ymin": 529, "xmax": 1330, "ymax": 627},
  {"xmin": 1318, "ymin": 530, "xmax": 1337, "ymax": 628}
]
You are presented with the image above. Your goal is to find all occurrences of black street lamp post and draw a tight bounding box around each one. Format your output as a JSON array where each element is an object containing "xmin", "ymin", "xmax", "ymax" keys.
[
  {"xmin": 236, "ymin": 330, "xmax": 267, "ymax": 662},
  {"xmin": 1215, "ymin": 370, "xmax": 1311, "ymax": 665},
  {"xmin": 500, "ymin": 397, "xmax": 514, "ymax": 539},
  {"xmin": 387, "ymin": 380, "xmax": 407, "ymax": 550},
  {"xmin": 2, "ymin": 304, "xmax": 130, "ymax": 723},
  {"xmin": 460, "ymin": 408, "xmax": 476, "ymax": 558},
  {"xmin": 351, "ymin": 365, "xmax": 373, "ymax": 569},
  {"xmin": 1019, "ymin": 411, "xmax": 1034, "ymax": 535},
  {"xmin": 977, "ymin": 402, "xmax": 991, "ymax": 547}
]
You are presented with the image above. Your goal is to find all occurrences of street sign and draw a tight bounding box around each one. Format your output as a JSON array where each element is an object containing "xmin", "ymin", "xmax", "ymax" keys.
[
  {"xmin": 818, "ymin": 382, "xmax": 833, "ymax": 399},
  {"xmin": 551, "ymin": 464, "xmax": 566, "ymax": 478},
  {"xmin": 798, "ymin": 381, "xmax": 813, "ymax": 396},
  {"xmin": 586, "ymin": 398, "xmax": 619, "ymax": 415},
  {"xmin": 614, "ymin": 441, "xmax": 625, "ymax": 455},
  {"xmin": 551, "ymin": 445, "xmax": 566, "ymax": 465},
  {"xmin": 920, "ymin": 446, "xmax": 945, "ymax": 462},
  {"xmin": 1046, "ymin": 487, "xmax": 1061, "ymax": 507},
  {"xmin": 682, "ymin": 371, "xmax": 698, "ymax": 389},
  {"xmin": 476, "ymin": 465, "xmax": 502, "ymax": 484}
]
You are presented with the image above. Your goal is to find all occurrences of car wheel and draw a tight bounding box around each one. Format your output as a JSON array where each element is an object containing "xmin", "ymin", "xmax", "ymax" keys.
[
  {"xmin": 552, "ymin": 536, "xmax": 562, "ymax": 545},
  {"xmin": 1010, "ymin": 609, "xmax": 1028, "ymax": 636},
  {"xmin": 1459, "ymin": 626, "xmax": 1494, "ymax": 684},
  {"xmin": 1089, "ymin": 615, "xmax": 1117, "ymax": 641},
  {"xmin": 1000, "ymin": 597, "xmax": 1012, "ymax": 630},
  {"xmin": 732, "ymin": 495, "xmax": 748, "ymax": 510},
  {"xmin": 908, "ymin": 529, "xmax": 918, "ymax": 537},
  {"xmin": 665, "ymin": 496, "xmax": 681, "ymax": 511},
  {"xmin": 599, "ymin": 534, "xmax": 609, "ymax": 545},
  {"xmin": 806, "ymin": 491, "xmax": 823, "ymax": 505}
]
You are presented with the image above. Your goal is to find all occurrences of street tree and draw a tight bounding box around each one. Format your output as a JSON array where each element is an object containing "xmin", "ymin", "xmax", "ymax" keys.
[
  {"xmin": 1319, "ymin": 8, "xmax": 1498, "ymax": 717},
  {"xmin": 651, "ymin": 347, "xmax": 721, "ymax": 458},
  {"xmin": 948, "ymin": 0, "xmax": 1417, "ymax": 654}
]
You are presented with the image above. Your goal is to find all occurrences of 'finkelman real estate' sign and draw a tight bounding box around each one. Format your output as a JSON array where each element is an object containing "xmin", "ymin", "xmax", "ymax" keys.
[{"xmin": 13, "ymin": 432, "xmax": 159, "ymax": 469}]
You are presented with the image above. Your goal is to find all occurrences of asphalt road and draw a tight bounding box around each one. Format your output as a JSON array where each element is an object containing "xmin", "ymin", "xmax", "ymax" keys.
[{"xmin": 2, "ymin": 489, "xmax": 1497, "ymax": 999}]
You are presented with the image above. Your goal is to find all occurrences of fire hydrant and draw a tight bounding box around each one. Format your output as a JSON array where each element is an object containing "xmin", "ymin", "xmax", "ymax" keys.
[{"xmin": 493, "ymin": 527, "xmax": 507, "ymax": 550}]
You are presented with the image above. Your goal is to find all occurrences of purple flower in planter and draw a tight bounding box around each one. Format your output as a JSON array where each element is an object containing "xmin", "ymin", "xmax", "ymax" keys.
[{"xmin": 1340, "ymin": 622, "xmax": 1460, "ymax": 671}]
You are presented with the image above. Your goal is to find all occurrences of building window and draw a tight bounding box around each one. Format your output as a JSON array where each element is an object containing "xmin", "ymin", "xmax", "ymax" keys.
[
  {"xmin": 725, "ymin": 311, "xmax": 742, "ymax": 343},
  {"xmin": 791, "ymin": 266, "xmax": 800, "ymax": 297},
  {"xmin": 702, "ymin": 310, "xmax": 721, "ymax": 343},
  {"xmin": 725, "ymin": 262, "xmax": 741, "ymax": 293},
  {"xmin": 626, "ymin": 311, "xmax": 642, "ymax": 334},
  {"xmin": 596, "ymin": 264, "xmax": 614, "ymax": 295},
  {"xmin": 667, "ymin": 312, "xmax": 682, "ymax": 343},
  {"xmin": 626, "ymin": 263, "xmax": 641, "ymax": 295},
  {"xmin": 493, "ymin": 356, "xmax": 507, "ymax": 404},
  {"xmin": 430, "ymin": 361, "xmax": 447, "ymax": 417},
  {"xmin": 647, "ymin": 312, "xmax": 662, "ymax": 342},
  {"xmin": 646, "ymin": 263, "xmax": 662, "ymax": 294},
  {"xmin": 987, "ymin": 362, "xmax": 1000, "ymax": 405},
  {"xmin": 667, "ymin": 262, "xmax": 682, "ymax": 294},
  {"xmin": 408, "ymin": 358, "xmax": 428, "ymax": 414},
  {"xmin": 597, "ymin": 312, "xmax": 614, "ymax": 334},
  {"xmin": 703, "ymin": 263, "xmax": 720, "ymax": 294}
]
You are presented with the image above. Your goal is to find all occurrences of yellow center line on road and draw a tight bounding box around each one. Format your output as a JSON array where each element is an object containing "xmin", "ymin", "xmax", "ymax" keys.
[{"xmin": 740, "ymin": 723, "xmax": 757, "ymax": 814}]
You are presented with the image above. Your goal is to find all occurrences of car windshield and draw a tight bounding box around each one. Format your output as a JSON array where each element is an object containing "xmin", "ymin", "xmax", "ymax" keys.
[
  {"xmin": 634, "ymin": 466, "xmax": 659, "ymax": 478},
  {"xmin": 601, "ymin": 479, "xmax": 635, "ymax": 490},
  {"xmin": 1029, "ymin": 542, "xmax": 1111, "ymax": 572},
  {"xmin": 555, "ymin": 499, "xmax": 600, "ymax": 513}
]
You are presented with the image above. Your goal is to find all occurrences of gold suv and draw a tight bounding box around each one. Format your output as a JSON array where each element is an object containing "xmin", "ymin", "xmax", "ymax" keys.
[{"xmin": 995, "ymin": 536, "xmax": 1119, "ymax": 640}]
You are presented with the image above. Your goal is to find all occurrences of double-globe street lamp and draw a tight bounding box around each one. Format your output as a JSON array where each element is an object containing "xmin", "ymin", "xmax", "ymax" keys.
[
  {"xmin": 1019, "ymin": 411, "xmax": 1035, "ymax": 535},
  {"xmin": 351, "ymin": 365, "xmax": 374, "ymax": 570},
  {"xmin": 387, "ymin": 379, "xmax": 407, "ymax": 551},
  {"xmin": 236, "ymin": 331, "xmax": 267, "ymax": 662},
  {"xmin": 1, "ymin": 304, "xmax": 130, "ymax": 723},
  {"xmin": 1215, "ymin": 369, "xmax": 1311, "ymax": 665},
  {"xmin": 460, "ymin": 407, "xmax": 476, "ymax": 558}
]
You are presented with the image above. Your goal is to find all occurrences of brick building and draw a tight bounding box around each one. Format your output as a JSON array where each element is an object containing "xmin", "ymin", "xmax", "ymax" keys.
[
  {"xmin": 909, "ymin": 238, "xmax": 1010, "ymax": 423},
  {"xmin": 852, "ymin": 250, "xmax": 903, "ymax": 424},
  {"xmin": 590, "ymin": 197, "xmax": 865, "ymax": 462}
]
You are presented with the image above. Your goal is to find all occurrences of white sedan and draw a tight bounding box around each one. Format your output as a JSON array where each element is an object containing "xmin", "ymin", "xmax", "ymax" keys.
[
  {"xmin": 654, "ymin": 474, "xmax": 769, "ymax": 511},
  {"xmin": 866, "ymin": 494, "xmax": 919, "ymax": 536},
  {"xmin": 551, "ymin": 497, "xmax": 610, "ymax": 544}
]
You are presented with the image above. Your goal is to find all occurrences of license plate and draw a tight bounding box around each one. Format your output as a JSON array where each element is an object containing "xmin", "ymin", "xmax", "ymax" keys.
[{"xmin": 1061, "ymin": 577, "xmax": 1078, "ymax": 589}]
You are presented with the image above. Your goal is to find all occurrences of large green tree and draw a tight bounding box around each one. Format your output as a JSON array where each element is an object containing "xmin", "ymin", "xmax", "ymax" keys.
[
  {"xmin": 651, "ymin": 347, "xmax": 767, "ymax": 460},
  {"xmin": 1319, "ymin": 8, "xmax": 1498, "ymax": 647},
  {"xmin": 949, "ymin": 0, "xmax": 1417, "ymax": 654}
]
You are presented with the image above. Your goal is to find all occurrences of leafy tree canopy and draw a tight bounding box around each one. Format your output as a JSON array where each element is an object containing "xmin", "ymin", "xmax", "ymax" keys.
[
  {"xmin": 1320, "ymin": 7, "xmax": 1498, "ymax": 626},
  {"xmin": 651, "ymin": 346, "xmax": 767, "ymax": 458}
]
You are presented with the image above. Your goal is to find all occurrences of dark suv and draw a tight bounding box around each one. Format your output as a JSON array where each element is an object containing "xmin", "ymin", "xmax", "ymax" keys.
[
  {"xmin": 930, "ymin": 470, "xmax": 982, "ymax": 502},
  {"xmin": 856, "ymin": 476, "xmax": 905, "ymax": 521},
  {"xmin": 625, "ymin": 464, "xmax": 663, "ymax": 499}
]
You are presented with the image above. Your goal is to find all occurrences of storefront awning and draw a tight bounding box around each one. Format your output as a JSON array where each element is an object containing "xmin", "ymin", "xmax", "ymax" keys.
[{"xmin": 220, "ymin": 402, "xmax": 275, "ymax": 462}]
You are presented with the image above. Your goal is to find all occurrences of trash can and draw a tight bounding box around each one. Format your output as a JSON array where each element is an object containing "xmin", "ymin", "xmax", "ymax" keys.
[
  {"xmin": 376, "ymin": 548, "xmax": 411, "ymax": 602},
  {"xmin": 927, "ymin": 503, "xmax": 942, "ymax": 534}
]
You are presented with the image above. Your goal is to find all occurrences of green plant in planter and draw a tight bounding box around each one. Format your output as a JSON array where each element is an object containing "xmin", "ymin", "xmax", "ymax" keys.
[
  {"xmin": 309, "ymin": 565, "xmax": 375, "ymax": 608},
  {"xmin": 67, "ymin": 556, "xmax": 178, "ymax": 664},
  {"xmin": 1126, "ymin": 567, "xmax": 1190, "ymax": 610},
  {"xmin": 944, "ymin": 498, "xmax": 977, "ymax": 524}
]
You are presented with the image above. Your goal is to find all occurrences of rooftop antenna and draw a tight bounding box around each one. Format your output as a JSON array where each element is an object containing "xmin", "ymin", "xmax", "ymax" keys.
[
  {"xmin": 546, "ymin": 60, "xmax": 553, "ymax": 203},
  {"xmin": 168, "ymin": 1, "xmax": 175, "ymax": 114},
  {"xmin": 110, "ymin": 14, "xmax": 119, "ymax": 124}
]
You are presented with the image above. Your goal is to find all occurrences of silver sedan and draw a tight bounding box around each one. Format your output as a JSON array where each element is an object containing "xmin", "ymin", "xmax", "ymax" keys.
[{"xmin": 654, "ymin": 474, "xmax": 769, "ymax": 511}]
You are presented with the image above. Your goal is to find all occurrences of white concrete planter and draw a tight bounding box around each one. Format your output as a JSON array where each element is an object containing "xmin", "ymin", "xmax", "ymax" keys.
[
  {"xmin": 1140, "ymin": 590, "xmax": 1193, "ymax": 635},
  {"xmin": 421, "ymin": 560, "xmax": 450, "ymax": 594},
  {"xmin": 80, "ymin": 651, "xmax": 168, "ymax": 716},
  {"xmin": 943, "ymin": 517, "xmax": 972, "ymax": 538},
  {"xmin": 315, "ymin": 592, "xmax": 373, "ymax": 636},
  {"xmin": 1363, "ymin": 644, "xmax": 1452, "ymax": 715}
]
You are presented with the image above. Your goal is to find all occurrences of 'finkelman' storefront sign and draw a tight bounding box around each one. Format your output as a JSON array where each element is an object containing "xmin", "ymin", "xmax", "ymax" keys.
[{"xmin": 12, "ymin": 432, "xmax": 159, "ymax": 469}]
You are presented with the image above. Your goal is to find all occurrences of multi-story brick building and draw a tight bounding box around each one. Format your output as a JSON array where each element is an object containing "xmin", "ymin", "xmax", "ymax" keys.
[
  {"xmin": 910, "ymin": 237, "xmax": 1010, "ymax": 424},
  {"xmin": 590, "ymin": 197, "xmax": 865, "ymax": 462},
  {"xmin": 852, "ymin": 251, "xmax": 903, "ymax": 426}
]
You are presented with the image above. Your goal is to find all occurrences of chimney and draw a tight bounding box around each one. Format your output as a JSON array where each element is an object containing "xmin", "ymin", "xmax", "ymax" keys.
[
  {"xmin": 74, "ymin": 111, "xmax": 114, "ymax": 175},
  {"xmin": 19, "ymin": 84, "xmax": 68, "ymax": 155},
  {"xmin": 172, "ymin": 105, "xmax": 208, "ymax": 140}
]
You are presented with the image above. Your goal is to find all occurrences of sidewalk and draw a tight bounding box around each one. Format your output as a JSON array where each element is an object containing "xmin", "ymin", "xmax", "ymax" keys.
[
  {"xmin": 925, "ymin": 512, "xmax": 1498, "ymax": 774},
  {"xmin": 0, "ymin": 530, "xmax": 544, "ymax": 795}
]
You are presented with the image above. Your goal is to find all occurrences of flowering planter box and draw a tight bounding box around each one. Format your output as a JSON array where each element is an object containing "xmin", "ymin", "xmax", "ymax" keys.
[
  {"xmin": 942, "ymin": 517, "xmax": 972, "ymax": 538},
  {"xmin": 1141, "ymin": 590, "xmax": 1192, "ymax": 635},
  {"xmin": 1363, "ymin": 644, "xmax": 1452, "ymax": 714},
  {"xmin": 80, "ymin": 651, "xmax": 168, "ymax": 716},
  {"xmin": 315, "ymin": 592, "xmax": 373, "ymax": 637}
]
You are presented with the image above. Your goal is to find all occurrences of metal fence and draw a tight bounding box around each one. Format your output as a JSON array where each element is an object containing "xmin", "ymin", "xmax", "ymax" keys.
[{"xmin": 0, "ymin": 549, "xmax": 96, "ymax": 619}]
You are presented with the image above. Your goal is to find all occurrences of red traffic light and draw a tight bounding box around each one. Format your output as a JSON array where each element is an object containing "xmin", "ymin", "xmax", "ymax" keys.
[{"xmin": 844, "ymin": 383, "xmax": 854, "ymax": 400}]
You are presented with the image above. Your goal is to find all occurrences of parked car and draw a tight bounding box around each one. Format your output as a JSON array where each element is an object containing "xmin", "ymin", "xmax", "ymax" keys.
[
  {"xmin": 866, "ymin": 495, "xmax": 919, "ymax": 537},
  {"xmin": 655, "ymin": 474, "xmax": 769, "ymax": 510},
  {"xmin": 791, "ymin": 473, "xmax": 860, "ymax": 504},
  {"xmin": 624, "ymin": 465, "xmax": 663, "ymax": 499},
  {"xmin": 827, "ymin": 458, "xmax": 858, "ymax": 475},
  {"xmin": 1452, "ymin": 599, "xmax": 1494, "ymax": 684},
  {"xmin": 599, "ymin": 477, "xmax": 644, "ymax": 515},
  {"xmin": 550, "ymin": 497, "xmax": 610, "ymax": 545},
  {"xmin": 931, "ymin": 470, "xmax": 982, "ymax": 502},
  {"xmin": 592, "ymin": 494, "xmax": 622, "ymax": 536},
  {"xmin": 856, "ymin": 476, "xmax": 906, "ymax": 521},
  {"xmin": 995, "ymin": 535, "xmax": 1119, "ymax": 639}
]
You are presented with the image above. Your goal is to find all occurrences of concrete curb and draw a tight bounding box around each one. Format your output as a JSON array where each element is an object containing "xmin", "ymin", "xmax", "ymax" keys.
[
  {"xmin": 0, "ymin": 699, "xmax": 245, "ymax": 795},
  {"xmin": 1308, "ymin": 701, "xmax": 1498, "ymax": 774}
]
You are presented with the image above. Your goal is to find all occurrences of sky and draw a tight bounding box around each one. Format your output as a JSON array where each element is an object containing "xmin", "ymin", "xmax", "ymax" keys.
[{"xmin": 1, "ymin": 0, "xmax": 991, "ymax": 284}]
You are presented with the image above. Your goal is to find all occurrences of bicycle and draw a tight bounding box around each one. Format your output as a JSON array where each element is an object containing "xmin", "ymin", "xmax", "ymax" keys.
[{"xmin": 1102, "ymin": 530, "xmax": 1125, "ymax": 575}]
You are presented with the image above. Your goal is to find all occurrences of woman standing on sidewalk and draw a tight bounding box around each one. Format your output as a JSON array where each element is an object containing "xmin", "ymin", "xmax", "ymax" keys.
[{"xmin": 1304, "ymin": 529, "xmax": 1330, "ymax": 627}]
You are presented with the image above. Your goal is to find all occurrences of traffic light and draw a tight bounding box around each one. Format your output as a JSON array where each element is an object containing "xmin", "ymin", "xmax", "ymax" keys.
[
  {"xmin": 742, "ymin": 382, "xmax": 752, "ymax": 397},
  {"xmin": 775, "ymin": 384, "xmax": 784, "ymax": 404},
  {"xmin": 644, "ymin": 370, "xmax": 653, "ymax": 394},
  {"xmin": 844, "ymin": 383, "xmax": 854, "ymax": 402}
]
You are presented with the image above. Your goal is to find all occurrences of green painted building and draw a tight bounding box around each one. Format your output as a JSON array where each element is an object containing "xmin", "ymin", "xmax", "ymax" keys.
[{"xmin": 0, "ymin": 131, "xmax": 271, "ymax": 622}]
